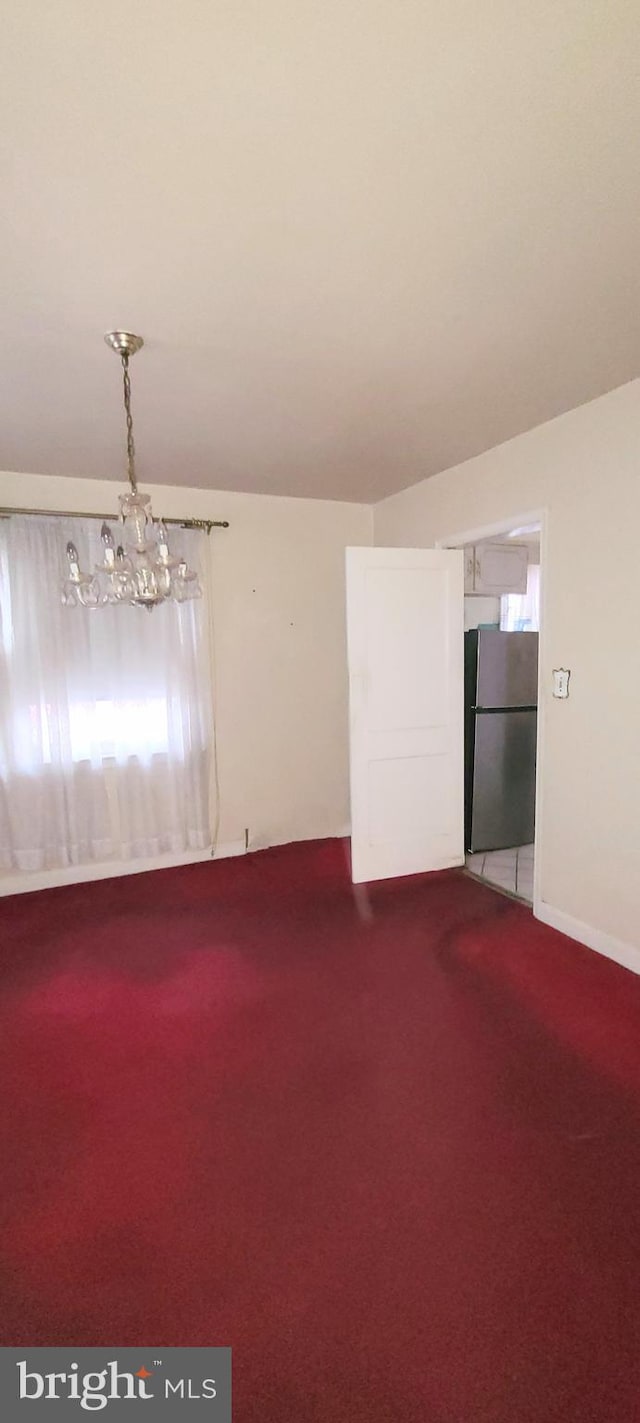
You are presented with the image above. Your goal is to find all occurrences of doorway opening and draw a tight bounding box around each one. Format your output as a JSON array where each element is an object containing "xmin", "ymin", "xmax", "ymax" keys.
[{"xmin": 440, "ymin": 514, "xmax": 545, "ymax": 906}]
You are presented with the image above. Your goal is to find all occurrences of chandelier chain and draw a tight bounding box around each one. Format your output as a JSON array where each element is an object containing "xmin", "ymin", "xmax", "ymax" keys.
[
  {"xmin": 121, "ymin": 354, "xmax": 137, "ymax": 492},
  {"xmin": 61, "ymin": 330, "xmax": 206, "ymax": 609}
]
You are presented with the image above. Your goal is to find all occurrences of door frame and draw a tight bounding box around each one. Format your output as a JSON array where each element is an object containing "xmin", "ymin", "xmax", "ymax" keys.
[{"xmin": 436, "ymin": 507, "xmax": 548, "ymax": 915}]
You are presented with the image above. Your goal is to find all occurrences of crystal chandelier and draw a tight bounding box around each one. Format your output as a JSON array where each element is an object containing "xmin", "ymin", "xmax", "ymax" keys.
[{"xmin": 62, "ymin": 332, "xmax": 202, "ymax": 610}]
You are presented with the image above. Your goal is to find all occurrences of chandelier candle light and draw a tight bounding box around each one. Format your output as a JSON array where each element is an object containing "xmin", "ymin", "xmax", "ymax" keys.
[{"xmin": 62, "ymin": 332, "xmax": 202, "ymax": 610}]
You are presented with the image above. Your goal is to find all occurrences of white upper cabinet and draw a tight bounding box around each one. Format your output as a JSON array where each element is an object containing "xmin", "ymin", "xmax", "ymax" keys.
[{"xmin": 464, "ymin": 542, "xmax": 528, "ymax": 596}]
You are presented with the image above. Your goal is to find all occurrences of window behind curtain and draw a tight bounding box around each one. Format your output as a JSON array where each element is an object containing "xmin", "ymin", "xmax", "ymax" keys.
[
  {"xmin": 500, "ymin": 563, "xmax": 540, "ymax": 632},
  {"xmin": 0, "ymin": 514, "xmax": 213, "ymax": 871}
]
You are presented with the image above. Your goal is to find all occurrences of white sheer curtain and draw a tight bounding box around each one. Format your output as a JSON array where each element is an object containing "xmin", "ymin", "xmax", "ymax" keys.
[
  {"xmin": 0, "ymin": 515, "xmax": 212, "ymax": 872},
  {"xmin": 500, "ymin": 563, "xmax": 540, "ymax": 632}
]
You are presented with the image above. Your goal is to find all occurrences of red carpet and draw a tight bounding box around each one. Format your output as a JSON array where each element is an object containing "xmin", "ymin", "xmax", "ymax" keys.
[{"xmin": 1, "ymin": 839, "xmax": 640, "ymax": 1421}]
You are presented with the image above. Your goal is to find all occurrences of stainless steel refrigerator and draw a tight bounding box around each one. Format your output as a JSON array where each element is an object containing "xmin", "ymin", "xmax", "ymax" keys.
[{"xmin": 464, "ymin": 629, "xmax": 538, "ymax": 852}]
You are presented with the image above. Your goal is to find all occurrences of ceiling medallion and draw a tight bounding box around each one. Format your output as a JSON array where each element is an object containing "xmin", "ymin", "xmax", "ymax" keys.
[{"xmin": 62, "ymin": 333, "xmax": 201, "ymax": 610}]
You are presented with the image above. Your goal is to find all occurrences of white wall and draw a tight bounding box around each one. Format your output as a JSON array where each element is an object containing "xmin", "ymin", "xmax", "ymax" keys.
[
  {"xmin": 375, "ymin": 378, "xmax": 640, "ymax": 961},
  {"xmin": 0, "ymin": 470, "xmax": 372, "ymax": 880}
]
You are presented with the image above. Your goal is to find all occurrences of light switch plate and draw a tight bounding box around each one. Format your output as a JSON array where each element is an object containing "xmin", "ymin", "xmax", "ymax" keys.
[{"xmin": 552, "ymin": 668, "xmax": 570, "ymax": 698}]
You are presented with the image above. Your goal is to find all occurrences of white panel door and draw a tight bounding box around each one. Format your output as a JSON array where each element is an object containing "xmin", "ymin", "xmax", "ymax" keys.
[{"xmin": 346, "ymin": 546, "xmax": 464, "ymax": 884}]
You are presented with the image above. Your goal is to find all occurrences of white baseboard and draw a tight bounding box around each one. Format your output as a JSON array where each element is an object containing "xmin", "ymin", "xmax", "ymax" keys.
[
  {"xmin": 0, "ymin": 829, "xmax": 352, "ymax": 898},
  {"xmin": 535, "ymin": 899, "xmax": 640, "ymax": 978},
  {"xmin": 245, "ymin": 825, "xmax": 351, "ymax": 852},
  {"xmin": 0, "ymin": 839, "xmax": 246, "ymax": 898}
]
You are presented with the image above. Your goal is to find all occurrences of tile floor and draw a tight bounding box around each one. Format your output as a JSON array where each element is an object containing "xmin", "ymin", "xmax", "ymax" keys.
[{"xmin": 465, "ymin": 844, "xmax": 534, "ymax": 903}]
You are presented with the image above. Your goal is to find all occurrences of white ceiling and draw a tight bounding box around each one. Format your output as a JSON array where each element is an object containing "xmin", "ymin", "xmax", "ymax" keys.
[{"xmin": 2, "ymin": 1, "xmax": 640, "ymax": 503}]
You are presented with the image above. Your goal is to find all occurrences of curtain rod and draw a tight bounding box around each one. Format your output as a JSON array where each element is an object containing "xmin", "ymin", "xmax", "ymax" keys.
[{"xmin": 0, "ymin": 506, "xmax": 229, "ymax": 532}]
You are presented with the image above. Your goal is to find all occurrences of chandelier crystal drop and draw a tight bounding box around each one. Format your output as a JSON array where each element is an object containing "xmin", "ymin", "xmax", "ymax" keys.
[{"xmin": 62, "ymin": 332, "xmax": 202, "ymax": 610}]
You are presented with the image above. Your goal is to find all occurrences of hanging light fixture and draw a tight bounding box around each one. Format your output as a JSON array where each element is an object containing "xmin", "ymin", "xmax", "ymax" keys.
[{"xmin": 62, "ymin": 332, "xmax": 202, "ymax": 610}]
